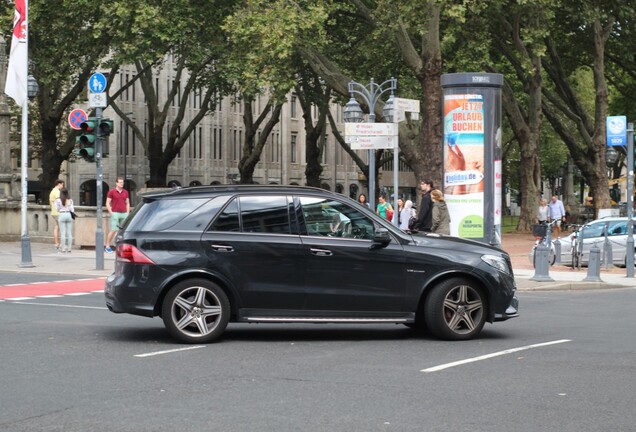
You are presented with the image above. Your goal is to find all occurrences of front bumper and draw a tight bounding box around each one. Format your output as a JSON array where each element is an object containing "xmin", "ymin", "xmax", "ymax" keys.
[{"xmin": 494, "ymin": 294, "xmax": 519, "ymax": 321}]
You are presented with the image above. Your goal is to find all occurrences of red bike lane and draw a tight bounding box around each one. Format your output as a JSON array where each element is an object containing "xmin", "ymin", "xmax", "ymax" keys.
[{"xmin": 0, "ymin": 278, "xmax": 105, "ymax": 300}]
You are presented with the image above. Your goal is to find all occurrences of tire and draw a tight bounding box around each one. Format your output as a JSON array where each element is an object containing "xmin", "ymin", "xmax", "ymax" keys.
[
  {"xmin": 424, "ymin": 278, "xmax": 486, "ymax": 341},
  {"xmin": 161, "ymin": 279, "xmax": 230, "ymax": 344},
  {"xmin": 532, "ymin": 246, "xmax": 556, "ymax": 268}
]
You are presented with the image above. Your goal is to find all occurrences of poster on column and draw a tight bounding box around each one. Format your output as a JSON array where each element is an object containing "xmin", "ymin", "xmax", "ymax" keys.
[{"xmin": 443, "ymin": 94, "xmax": 485, "ymax": 238}]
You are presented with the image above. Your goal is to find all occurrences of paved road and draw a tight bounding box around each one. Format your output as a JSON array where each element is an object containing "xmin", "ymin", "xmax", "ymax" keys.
[{"xmin": 1, "ymin": 287, "xmax": 636, "ymax": 431}]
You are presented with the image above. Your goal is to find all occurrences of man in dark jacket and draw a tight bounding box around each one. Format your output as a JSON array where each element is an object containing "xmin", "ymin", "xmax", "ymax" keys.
[{"xmin": 415, "ymin": 180, "xmax": 433, "ymax": 232}]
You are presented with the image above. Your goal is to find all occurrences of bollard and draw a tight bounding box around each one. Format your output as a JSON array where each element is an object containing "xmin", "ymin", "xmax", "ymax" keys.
[
  {"xmin": 602, "ymin": 225, "xmax": 613, "ymax": 269},
  {"xmin": 602, "ymin": 236, "xmax": 613, "ymax": 269},
  {"xmin": 584, "ymin": 245, "xmax": 603, "ymax": 282},
  {"xmin": 554, "ymin": 237, "xmax": 561, "ymax": 266},
  {"xmin": 531, "ymin": 243, "xmax": 554, "ymax": 282}
]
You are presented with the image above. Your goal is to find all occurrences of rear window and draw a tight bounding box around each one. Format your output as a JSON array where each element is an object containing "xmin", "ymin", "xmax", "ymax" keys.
[{"xmin": 125, "ymin": 197, "xmax": 212, "ymax": 232}]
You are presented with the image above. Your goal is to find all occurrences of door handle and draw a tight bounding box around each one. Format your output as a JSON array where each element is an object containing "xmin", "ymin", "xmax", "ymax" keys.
[
  {"xmin": 211, "ymin": 244, "xmax": 234, "ymax": 252},
  {"xmin": 310, "ymin": 248, "xmax": 333, "ymax": 257}
]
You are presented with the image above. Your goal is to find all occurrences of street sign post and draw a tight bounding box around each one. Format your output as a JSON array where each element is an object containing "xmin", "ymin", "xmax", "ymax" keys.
[
  {"xmin": 68, "ymin": 108, "xmax": 88, "ymax": 130},
  {"xmin": 87, "ymin": 72, "xmax": 108, "ymax": 270}
]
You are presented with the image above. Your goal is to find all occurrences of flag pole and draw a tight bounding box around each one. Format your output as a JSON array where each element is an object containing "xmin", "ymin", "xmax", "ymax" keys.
[{"xmin": 19, "ymin": 0, "xmax": 33, "ymax": 267}]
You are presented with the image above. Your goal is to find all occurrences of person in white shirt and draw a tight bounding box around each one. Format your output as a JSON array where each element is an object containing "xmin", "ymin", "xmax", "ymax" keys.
[{"xmin": 548, "ymin": 195, "xmax": 566, "ymax": 237}]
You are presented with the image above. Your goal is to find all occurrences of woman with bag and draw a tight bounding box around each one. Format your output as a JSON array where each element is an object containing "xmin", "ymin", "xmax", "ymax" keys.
[
  {"xmin": 376, "ymin": 195, "xmax": 394, "ymax": 222},
  {"xmin": 55, "ymin": 188, "xmax": 75, "ymax": 254},
  {"xmin": 399, "ymin": 199, "xmax": 416, "ymax": 231}
]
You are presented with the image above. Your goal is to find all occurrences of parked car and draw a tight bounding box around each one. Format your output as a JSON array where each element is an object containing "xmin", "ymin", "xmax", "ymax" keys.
[
  {"xmin": 105, "ymin": 185, "xmax": 519, "ymax": 343},
  {"xmin": 530, "ymin": 217, "xmax": 636, "ymax": 267}
]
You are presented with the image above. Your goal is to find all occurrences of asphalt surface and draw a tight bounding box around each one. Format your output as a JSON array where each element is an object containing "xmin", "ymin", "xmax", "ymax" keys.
[{"xmin": 2, "ymin": 234, "xmax": 636, "ymax": 291}]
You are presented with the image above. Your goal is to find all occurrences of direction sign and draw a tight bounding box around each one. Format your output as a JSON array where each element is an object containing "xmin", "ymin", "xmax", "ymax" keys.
[
  {"xmin": 68, "ymin": 108, "xmax": 88, "ymax": 130},
  {"xmin": 345, "ymin": 135, "xmax": 398, "ymax": 150},
  {"xmin": 607, "ymin": 115, "xmax": 627, "ymax": 146},
  {"xmin": 89, "ymin": 92, "xmax": 108, "ymax": 108},
  {"xmin": 344, "ymin": 123, "xmax": 398, "ymax": 136},
  {"xmin": 394, "ymin": 97, "xmax": 420, "ymax": 113},
  {"xmin": 88, "ymin": 72, "xmax": 107, "ymax": 93}
]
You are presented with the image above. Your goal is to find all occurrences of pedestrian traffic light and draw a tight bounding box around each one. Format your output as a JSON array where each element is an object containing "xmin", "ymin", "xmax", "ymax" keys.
[
  {"xmin": 75, "ymin": 117, "xmax": 97, "ymax": 162},
  {"xmin": 99, "ymin": 119, "xmax": 114, "ymax": 136}
]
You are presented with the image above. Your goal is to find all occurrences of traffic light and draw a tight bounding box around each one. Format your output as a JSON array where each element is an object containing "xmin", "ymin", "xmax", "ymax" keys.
[
  {"xmin": 99, "ymin": 119, "xmax": 114, "ymax": 135},
  {"xmin": 75, "ymin": 117, "xmax": 97, "ymax": 162}
]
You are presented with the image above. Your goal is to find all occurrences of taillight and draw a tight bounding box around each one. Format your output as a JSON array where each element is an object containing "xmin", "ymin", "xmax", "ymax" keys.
[{"xmin": 116, "ymin": 244, "xmax": 155, "ymax": 264}]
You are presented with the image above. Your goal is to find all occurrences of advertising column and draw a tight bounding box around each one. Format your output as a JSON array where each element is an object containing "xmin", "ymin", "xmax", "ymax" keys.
[{"xmin": 441, "ymin": 73, "xmax": 503, "ymax": 247}]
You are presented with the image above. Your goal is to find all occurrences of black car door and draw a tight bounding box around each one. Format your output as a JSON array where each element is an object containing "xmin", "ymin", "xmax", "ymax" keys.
[
  {"xmin": 296, "ymin": 195, "xmax": 407, "ymax": 315},
  {"xmin": 201, "ymin": 195, "xmax": 305, "ymax": 315}
]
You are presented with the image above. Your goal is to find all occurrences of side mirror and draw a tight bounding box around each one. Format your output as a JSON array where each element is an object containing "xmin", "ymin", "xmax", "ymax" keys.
[{"xmin": 370, "ymin": 227, "xmax": 391, "ymax": 249}]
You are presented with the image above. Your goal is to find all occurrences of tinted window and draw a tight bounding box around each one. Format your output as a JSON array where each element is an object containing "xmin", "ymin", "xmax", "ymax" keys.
[
  {"xmin": 240, "ymin": 196, "xmax": 291, "ymax": 234},
  {"xmin": 299, "ymin": 196, "xmax": 375, "ymax": 240},
  {"xmin": 125, "ymin": 198, "xmax": 211, "ymax": 232},
  {"xmin": 209, "ymin": 198, "xmax": 240, "ymax": 232}
]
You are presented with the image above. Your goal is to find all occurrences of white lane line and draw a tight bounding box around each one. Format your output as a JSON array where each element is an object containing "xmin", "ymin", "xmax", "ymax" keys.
[
  {"xmin": 134, "ymin": 346, "xmax": 206, "ymax": 358},
  {"xmin": 5, "ymin": 297, "xmax": 35, "ymax": 301},
  {"xmin": 11, "ymin": 302, "xmax": 107, "ymax": 310},
  {"xmin": 38, "ymin": 295, "xmax": 64, "ymax": 298},
  {"xmin": 421, "ymin": 339, "xmax": 572, "ymax": 373},
  {"xmin": 92, "ymin": 290, "xmax": 104, "ymax": 293},
  {"xmin": 65, "ymin": 292, "xmax": 92, "ymax": 296}
]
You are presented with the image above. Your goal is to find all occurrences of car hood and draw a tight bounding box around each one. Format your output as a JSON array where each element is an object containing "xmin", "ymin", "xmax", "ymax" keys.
[{"xmin": 408, "ymin": 232, "xmax": 508, "ymax": 257}]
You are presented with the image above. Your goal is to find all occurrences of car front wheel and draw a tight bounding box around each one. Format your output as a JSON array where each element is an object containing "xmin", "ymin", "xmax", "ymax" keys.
[
  {"xmin": 424, "ymin": 278, "xmax": 486, "ymax": 340},
  {"xmin": 161, "ymin": 279, "xmax": 230, "ymax": 344}
]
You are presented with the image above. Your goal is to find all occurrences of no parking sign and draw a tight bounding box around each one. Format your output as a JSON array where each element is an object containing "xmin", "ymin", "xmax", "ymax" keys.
[{"xmin": 68, "ymin": 108, "xmax": 88, "ymax": 130}]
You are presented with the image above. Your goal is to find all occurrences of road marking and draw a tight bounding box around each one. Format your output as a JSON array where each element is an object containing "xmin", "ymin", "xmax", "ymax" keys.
[
  {"xmin": 5, "ymin": 297, "xmax": 35, "ymax": 301},
  {"xmin": 134, "ymin": 346, "xmax": 206, "ymax": 358},
  {"xmin": 11, "ymin": 302, "xmax": 107, "ymax": 310},
  {"xmin": 421, "ymin": 339, "xmax": 572, "ymax": 373}
]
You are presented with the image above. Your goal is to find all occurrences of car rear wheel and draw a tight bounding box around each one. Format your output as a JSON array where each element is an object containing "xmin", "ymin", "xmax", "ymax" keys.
[
  {"xmin": 162, "ymin": 279, "xmax": 230, "ymax": 344},
  {"xmin": 424, "ymin": 278, "xmax": 486, "ymax": 340}
]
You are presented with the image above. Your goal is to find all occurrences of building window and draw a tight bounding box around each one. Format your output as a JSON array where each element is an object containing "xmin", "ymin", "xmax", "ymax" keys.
[
  {"xmin": 290, "ymin": 94, "xmax": 297, "ymax": 118},
  {"xmin": 291, "ymin": 133, "xmax": 297, "ymax": 163}
]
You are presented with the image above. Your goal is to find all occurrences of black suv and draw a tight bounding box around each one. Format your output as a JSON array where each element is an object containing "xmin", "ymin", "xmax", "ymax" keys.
[{"xmin": 105, "ymin": 185, "xmax": 518, "ymax": 343}]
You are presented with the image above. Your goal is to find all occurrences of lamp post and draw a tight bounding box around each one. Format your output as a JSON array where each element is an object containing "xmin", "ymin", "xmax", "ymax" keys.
[
  {"xmin": 343, "ymin": 77, "xmax": 397, "ymax": 211},
  {"xmin": 18, "ymin": 75, "xmax": 39, "ymax": 268},
  {"xmin": 626, "ymin": 123, "xmax": 634, "ymax": 277}
]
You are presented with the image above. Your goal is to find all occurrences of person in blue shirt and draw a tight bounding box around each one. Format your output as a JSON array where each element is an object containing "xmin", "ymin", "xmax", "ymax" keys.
[{"xmin": 548, "ymin": 195, "xmax": 566, "ymax": 237}]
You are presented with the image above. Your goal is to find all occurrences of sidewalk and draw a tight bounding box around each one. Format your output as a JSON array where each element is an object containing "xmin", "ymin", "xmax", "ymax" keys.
[
  {"xmin": 1, "ymin": 237, "xmax": 635, "ymax": 291},
  {"xmin": 0, "ymin": 242, "xmax": 115, "ymax": 278}
]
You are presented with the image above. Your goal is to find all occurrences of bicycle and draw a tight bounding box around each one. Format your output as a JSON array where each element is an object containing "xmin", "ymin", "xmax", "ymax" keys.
[
  {"xmin": 568, "ymin": 224, "xmax": 585, "ymax": 270},
  {"xmin": 531, "ymin": 220, "xmax": 559, "ymax": 268}
]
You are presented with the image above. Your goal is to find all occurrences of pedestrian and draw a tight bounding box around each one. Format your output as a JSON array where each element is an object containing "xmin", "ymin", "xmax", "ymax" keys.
[
  {"xmin": 396, "ymin": 197, "xmax": 404, "ymax": 226},
  {"xmin": 49, "ymin": 179, "xmax": 65, "ymax": 250},
  {"xmin": 399, "ymin": 199, "xmax": 416, "ymax": 231},
  {"xmin": 54, "ymin": 188, "xmax": 74, "ymax": 253},
  {"xmin": 548, "ymin": 195, "xmax": 566, "ymax": 237},
  {"xmin": 358, "ymin": 193, "xmax": 370, "ymax": 208},
  {"xmin": 414, "ymin": 179, "xmax": 433, "ymax": 232},
  {"xmin": 376, "ymin": 195, "xmax": 393, "ymax": 221},
  {"xmin": 537, "ymin": 198, "xmax": 548, "ymax": 224},
  {"xmin": 105, "ymin": 177, "xmax": 130, "ymax": 253},
  {"xmin": 430, "ymin": 189, "xmax": 451, "ymax": 235}
]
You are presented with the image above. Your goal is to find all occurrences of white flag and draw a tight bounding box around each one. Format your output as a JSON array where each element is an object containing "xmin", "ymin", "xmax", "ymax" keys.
[{"xmin": 5, "ymin": 0, "xmax": 28, "ymax": 107}]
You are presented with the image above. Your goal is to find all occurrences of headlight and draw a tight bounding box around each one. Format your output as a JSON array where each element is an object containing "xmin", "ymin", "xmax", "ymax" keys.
[{"xmin": 481, "ymin": 254, "xmax": 511, "ymax": 274}]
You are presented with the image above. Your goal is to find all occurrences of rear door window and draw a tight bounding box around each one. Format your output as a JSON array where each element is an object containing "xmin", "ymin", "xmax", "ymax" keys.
[{"xmin": 209, "ymin": 195, "xmax": 293, "ymax": 234}]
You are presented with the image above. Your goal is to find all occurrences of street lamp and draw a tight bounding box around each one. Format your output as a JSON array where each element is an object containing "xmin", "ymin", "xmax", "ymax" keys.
[
  {"xmin": 606, "ymin": 146, "xmax": 619, "ymax": 168},
  {"xmin": 343, "ymin": 77, "xmax": 397, "ymax": 210},
  {"xmin": 18, "ymin": 75, "xmax": 39, "ymax": 268}
]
